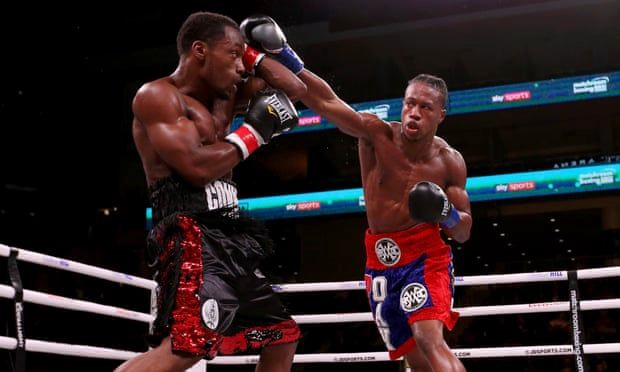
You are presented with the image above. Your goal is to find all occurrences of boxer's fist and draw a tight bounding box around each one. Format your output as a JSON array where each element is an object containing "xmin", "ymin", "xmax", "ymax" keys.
[
  {"xmin": 240, "ymin": 15, "xmax": 304, "ymax": 74},
  {"xmin": 246, "ymin": 88, "xmax": 298, "ymax": 140},
  {"xmin": 226, "ymin": 89, "xmax": 298, "ymax": 159},
  {"xmin": 240, "ymin": 14, "xmax": 287, "ymax": 53},
  {"xmin": 408, "ymin": 181, "xmax": 460, "ymax": 228}
]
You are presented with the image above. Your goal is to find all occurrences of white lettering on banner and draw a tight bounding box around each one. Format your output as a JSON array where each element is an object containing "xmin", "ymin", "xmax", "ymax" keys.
[
  {"xmin": 492, "ymin": 95, "xmax": 504, "ymax": 103},
  {"xmin": 554, "ymin": 159, "xmax": 596, "ymax": 168},
  {"xmin": 578, "ymin": 169, "xmax": 616, "ymax": 186},
  {"xmin": 205, "ymin": 180, "xmax": 239, "ymax": 211},
  {"xmin": 360, "ymin": 104, "xmax": 390, "ymax": 119},
  {"xmin": 573, "ymin": 76, "xmax": 609, "ymax": 94}
]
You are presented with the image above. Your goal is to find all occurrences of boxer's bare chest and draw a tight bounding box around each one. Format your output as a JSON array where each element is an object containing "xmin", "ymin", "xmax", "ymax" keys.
[
  {"xmin": 185, "ymin": 96, "xmax": 232, "ymax": 143},
  {"xmin": 360, "ymin": 139, "xmax": 448, "ymax": 199},
  {"xmin": 184, "ymin": 96, "xmax": 234, "ymax": 180}
]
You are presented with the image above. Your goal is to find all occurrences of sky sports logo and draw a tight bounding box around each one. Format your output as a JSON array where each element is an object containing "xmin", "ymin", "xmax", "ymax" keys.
[
  {"xmin": 491, "ymin": 90, "xmax": 531, "ymax": 103},
  {"xmin": 495, "ymin": 181, "xmax": 536, "ymax": 192},
  {"xmin": 299, "ymin": 115, "xmax": 322, "ymax": 126},
  {"xmin": 285, "ymin": 201, "xmax": 321, "ymax": 211},
  {"xmin": 573, "ymin": 76, "xmax": 609, "ymax": 94}
]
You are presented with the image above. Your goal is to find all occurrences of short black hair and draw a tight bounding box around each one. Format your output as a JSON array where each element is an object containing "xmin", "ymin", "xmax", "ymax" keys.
[
  {"xmin": 176, "ymin": 11, "xmax": 239, "ymax": 57},
  {"xmin": 408, "ymin": 74, "xmax": 449, "ymax": 109}
]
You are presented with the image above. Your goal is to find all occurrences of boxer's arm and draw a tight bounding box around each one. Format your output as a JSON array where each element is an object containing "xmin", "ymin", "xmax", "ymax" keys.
[
  {"xmin": 133, "ymin": 82, "xmax": 242, "ymax": 187},
  {"xmin": 233, "ymin": 49, "xmax": 307, "ymax": 115},
  {"xmin": 298, "ymin": 69, "xmax": 377, "ymax": 140},
  {"xmin": 240, "ymin": 15, "xmax": 383, "ymax": 140},
  {"xmin": 255, "ymin": 57, "xmax": 307, "ymax": 101},
  {"xmin": 443, "ymin": 148, "xmax": 472, "ymax": 243}
]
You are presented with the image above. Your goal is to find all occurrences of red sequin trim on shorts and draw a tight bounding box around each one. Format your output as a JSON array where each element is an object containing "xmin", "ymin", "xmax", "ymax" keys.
[
  {"xmin": 219, "ymin": 319, "xmax": 300, "ymax": 355},
  {"xmin": 170, "ymin": 215, "xmax": 220, "ymax": 356}
]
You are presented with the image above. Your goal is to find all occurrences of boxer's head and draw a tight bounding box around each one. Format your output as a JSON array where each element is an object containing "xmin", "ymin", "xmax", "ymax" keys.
[
  {"xmin": 400, "ymin": 74, "xmax": 448, "ymax": 141},
  {"xmin": 176, "ymin": 12, "xmax": 245, "ymax": 99}
]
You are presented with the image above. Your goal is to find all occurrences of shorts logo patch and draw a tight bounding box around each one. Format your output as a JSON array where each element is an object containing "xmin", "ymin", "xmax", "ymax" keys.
[
  {"xmin": 400, "ymin": 283, "xmax": 428, "ymax": 312},
  {"xmin": 201, "ymin": 299, "xmax": 219, "ymax": 330},
  {"xmin": 374, "ymin": 238, "xmax": 401, "ymax": 266}
]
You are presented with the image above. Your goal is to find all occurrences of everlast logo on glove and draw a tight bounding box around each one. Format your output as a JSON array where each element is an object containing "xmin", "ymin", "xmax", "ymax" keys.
[
  {"xmin": 266, "ymin": 94, "xmax": 295, "ymax": 125},
  {"xmin": 441, "ymin": 195, "xmax": 451, "ymax": 218},
  {"xmin": 225, "ymin": 88, "xmax": 298, "ymax": 159}
]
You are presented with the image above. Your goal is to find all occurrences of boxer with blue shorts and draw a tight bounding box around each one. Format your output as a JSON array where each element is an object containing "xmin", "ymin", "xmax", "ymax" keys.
[
  {"xmin": 242, "ymin": 14, "xmax": 473, "ymax": 371},
  {"xmin": 364, "ymin": 223, "xmax": 459, "ymax": 360}
]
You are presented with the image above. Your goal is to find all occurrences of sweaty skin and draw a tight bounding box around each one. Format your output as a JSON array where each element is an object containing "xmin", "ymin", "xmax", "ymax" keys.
[
  {"xmin": 133, "ymin": 26, "xmax": 306, "ymax": 189},
  {"xmin": 116, "ymin": 20, "xmax": 305, "ymax": 372},
  {"xmin": 301, "ymin": 72, "xmax": 471, "ymax": 242},
  {"xmin": 299, "ymin": 70, "xmax": 470, "ymax": 372}
]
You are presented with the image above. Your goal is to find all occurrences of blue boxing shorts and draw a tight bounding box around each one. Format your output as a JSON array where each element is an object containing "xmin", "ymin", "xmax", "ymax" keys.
[{"xmin": 364, "ymin": 223, "xmax": 459, "ymax": 360}]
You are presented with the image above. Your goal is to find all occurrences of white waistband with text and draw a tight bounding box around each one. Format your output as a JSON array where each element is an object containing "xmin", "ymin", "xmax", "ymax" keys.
[{"xmin": 205, "ymin": 180, "xmax": 239, "ymax": 211}]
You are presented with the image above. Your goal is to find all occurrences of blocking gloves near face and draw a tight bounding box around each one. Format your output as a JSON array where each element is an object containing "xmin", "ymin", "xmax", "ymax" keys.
[{"xmin": 226, "ymin": 88, "xmax": 299, "ymax": 159}]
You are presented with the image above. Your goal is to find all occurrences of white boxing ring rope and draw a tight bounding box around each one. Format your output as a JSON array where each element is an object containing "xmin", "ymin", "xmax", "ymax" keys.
[{"xmin": 2, "ymin": 243, "xmax": 620, "ymax": 368}]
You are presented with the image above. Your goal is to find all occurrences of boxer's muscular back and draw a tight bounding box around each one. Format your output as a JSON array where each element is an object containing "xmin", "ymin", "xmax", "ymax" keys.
[
  {"xmin": 359, "ymin": 121, "xmax": 453, "ymax": 234},
  {"xmin": 132, "ymin": 77, "xmax": 234, "ymax": 187}
]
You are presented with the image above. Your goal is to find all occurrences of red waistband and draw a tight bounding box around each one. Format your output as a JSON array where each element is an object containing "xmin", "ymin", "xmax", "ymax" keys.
[{"xmin": 365, "ymin": 223, "xmax": 447, "ymax": 270}]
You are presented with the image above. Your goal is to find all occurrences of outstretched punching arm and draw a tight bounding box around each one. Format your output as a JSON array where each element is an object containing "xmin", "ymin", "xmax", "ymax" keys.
[
  {"xmin": 240, "ymin": 14, "xmax": 378, "ymax": 140},
  {"xmin": 298, "ymin": 69, "xmax": 375, "ymax": 140}
]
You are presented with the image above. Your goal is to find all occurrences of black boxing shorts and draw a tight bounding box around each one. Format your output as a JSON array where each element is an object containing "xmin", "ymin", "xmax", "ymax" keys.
[{"xmin": 147, "ymin": 210, "xmax": 300, "ymax": 358}]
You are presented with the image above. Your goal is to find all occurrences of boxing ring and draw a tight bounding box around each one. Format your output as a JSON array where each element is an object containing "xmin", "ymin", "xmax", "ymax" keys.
[{"xmin": 2, "ymin": 242, "xmax": 620, "ymax": 371}]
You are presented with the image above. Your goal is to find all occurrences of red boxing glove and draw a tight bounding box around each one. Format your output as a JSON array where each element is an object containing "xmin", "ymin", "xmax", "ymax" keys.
[{"xmin": 242, "ymin": 45, "xmax": 265, "ymax": 74}]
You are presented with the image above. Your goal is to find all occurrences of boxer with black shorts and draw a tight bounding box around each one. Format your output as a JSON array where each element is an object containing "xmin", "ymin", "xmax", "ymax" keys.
[
  {"xmin": 115, "ymin": 11, "xmax": 306, "ymax": 372},
  {"xmin": 242, "ymin": 15, "xmax": 472, "ymax": 372}
]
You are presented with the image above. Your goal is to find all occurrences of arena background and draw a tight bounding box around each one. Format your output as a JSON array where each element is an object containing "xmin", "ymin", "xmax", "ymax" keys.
[{"xmin": 1, "ymin": 0, "xmax": 619, "ymax": 371}]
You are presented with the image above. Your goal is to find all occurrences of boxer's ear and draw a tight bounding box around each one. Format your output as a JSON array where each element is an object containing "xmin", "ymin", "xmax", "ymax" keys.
[{"xmin": 192, "ymin": 40, "xmax": 208, "ymax": 61}]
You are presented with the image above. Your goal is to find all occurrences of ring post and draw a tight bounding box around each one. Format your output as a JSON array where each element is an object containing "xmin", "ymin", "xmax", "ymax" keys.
[
  {"xmin": 568, "ymin": 270, "xmax": 585, "ymax": 372},
  {"xmin": 8, "ymin": 248, "xmax": 26, "ymax": 372}
]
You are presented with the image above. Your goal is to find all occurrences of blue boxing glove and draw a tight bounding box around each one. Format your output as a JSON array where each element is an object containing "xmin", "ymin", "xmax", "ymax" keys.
[
  {"xmin": 240, "ymin": 14, "xmax": 304, "ymax": 74},
  {"xmin": 408, "ymin": 181, "xmax": 461, "ymax": 229}
]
